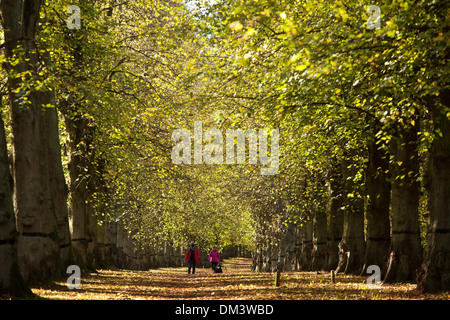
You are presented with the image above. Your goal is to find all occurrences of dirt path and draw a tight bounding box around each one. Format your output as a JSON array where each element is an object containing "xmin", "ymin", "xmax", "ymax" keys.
[{"xmin": 29, "ymin": 258, "xmax": 448, "ymax": 300}]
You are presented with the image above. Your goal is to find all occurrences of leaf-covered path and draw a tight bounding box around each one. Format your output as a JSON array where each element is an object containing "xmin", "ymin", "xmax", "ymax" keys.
[{"xmin": 29, "ymin": 258, "xmax": 448, "ymax": 300}]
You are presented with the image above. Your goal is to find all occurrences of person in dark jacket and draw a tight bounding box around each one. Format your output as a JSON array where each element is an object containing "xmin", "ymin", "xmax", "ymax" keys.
[{"xmin": 184, "ymin": 243, "xmax": 200, "ymax": 274}]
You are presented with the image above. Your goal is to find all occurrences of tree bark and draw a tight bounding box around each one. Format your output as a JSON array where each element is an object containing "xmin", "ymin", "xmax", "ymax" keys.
[
  {"xmin": 283, "ymin": 221, "xmax": 296, "ymax": 271},
  {"xmin": 64, "ymin": 113, "xmax": 98, "ymax": 269},
  {"xmin": 116, "ymin": 221, "xmax": 125, "ymax": 268},
  {"xmin": 326, "ymin": 167, "xmax": 343, "ymax": 271},
  {"xmin": 312, "ymin": 207, "xmax": 327, "ymax": 270},
  {"xmin": 291, "ymin": 226, "xmax": 299, "ymax": 270},
  {"xmin": 1, "ymin": 0, "xmax": 64, "ymax": 282},
  {"xmin": 300, "ymin": 218, "xmax": 313, "ymax": 270},
  {"xmin": 96, "ymin": 219, "xmax": 106, "ymax": 268},
  {"xmin": 0, "ymin": 116, "xmax": 31, "ymax": 296},
  {"xmin": 42, "ymin": 91, "xmax": 73, "ymax": 267},
  {"xmin": 363, "ymin": 134, "xmax": 391, "ymax": 277},
  {"xmin": 262, "ymin": 240, "xmax": 272, "ymax": 272},
  {"xmin": 418, "ymin": 88, "xmax": 450, "ymax": 292},
  {"xmin": 277, "ymin": 224, "xmax": 288, "ymax": 271},
  {"xmin": 384, "ymin": 122, "xmax": 422, "ymax": 283},
  {"xmin": 252, "ymin": 242, "xmax": 263, "ymax": 272},
  {"xmin": 149, "ymin": 245, "xmax": 157, "ymax": 268},
  {"xmin": 336, "ymin": 158, "xmax": 365, "ymax": 274},
  {"xmin": 86, "ymin": 202, "xmax": 99, "ymax": 269},
  {"xmin": 104, "ymin": 219, "xmax": 117, "ymax": 267},
  {"xmin": 270, "ymin": 241, "xmax": 279, "ymax": 272}
]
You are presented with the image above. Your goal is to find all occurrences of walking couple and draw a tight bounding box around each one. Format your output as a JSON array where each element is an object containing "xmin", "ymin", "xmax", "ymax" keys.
[{"xmin": 184, "ymin": 244, "xmax": 221, "ymax": 274}]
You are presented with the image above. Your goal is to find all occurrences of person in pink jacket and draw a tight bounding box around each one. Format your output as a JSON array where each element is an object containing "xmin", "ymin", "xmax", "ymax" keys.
[{"xmin": 208, "ymin": 246, "xmax": 221, "ymax": 272}]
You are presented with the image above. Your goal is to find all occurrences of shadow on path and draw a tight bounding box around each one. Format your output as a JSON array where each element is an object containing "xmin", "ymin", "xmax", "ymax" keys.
[{"xmin": 28, "ymin": 258, "xmax": 446, "ymax": 300}]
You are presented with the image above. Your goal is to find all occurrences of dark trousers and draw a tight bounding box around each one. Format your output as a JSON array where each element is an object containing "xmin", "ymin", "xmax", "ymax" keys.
[
  {"xmin": 188, "ymin": 261, "xmax": 196, "ymax": 274},
  {"xmin": 211, "ymin": 262, "xmax": 218, "ymax": 271}
]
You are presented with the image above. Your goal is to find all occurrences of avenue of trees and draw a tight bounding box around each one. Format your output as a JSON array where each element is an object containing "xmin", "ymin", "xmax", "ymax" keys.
[
  {"xmin": 203, "ymin": 0, "xmax": 449, "ymax": 292},
  {"xmin": 0, "ymin": 0, "xmax": 448, "ymax": 296}
]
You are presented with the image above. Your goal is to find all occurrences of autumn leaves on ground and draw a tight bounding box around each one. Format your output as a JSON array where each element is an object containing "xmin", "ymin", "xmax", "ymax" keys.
[{"xmin": 28, "ymin": 258, "xmax": 448, "ymax": 300}]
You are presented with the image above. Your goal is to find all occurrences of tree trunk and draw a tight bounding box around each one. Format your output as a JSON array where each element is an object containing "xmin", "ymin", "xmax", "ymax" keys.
[
  {"xmin": 96, "ymin": 221, "xmax": 106, "ymax": 268},
  {"xmin": 164, "ymin": 241, "xmax": 174, "ymax": 267},
  {"xmin": 363, "ymin": 134, "xmax": 391, "ymax": 277},
  {"xmin": 150, "ymin": 245, "xmax": 157, "ymax": 268},
  {"xmin": 312, "ymin": 207, "xmax": 327, "ymax": 270},
  {"xmin": 300, "ymin": 218, "xmax": 313, "ymax": 270},
  {"xmin": 124, "ymin": 229, "xmax": 134, "ymax": 268},
  {"xmin": 86, "ymin": 202, "xmax": 99, "ymax": 269},
  {"xmin": 278, "ymin": 228, "xmax": 288, "ymax": 271},
  {"xmin": 326, "ymin": 168, "xmax": 343, "ymax": 271},
  {"xmin": 105, "ymin": 219, "xmax": 117, "ymax": 267},
  {"xmin": 293, "ymin": 226, "xmax": 302, "ymax": 270},
  {"xmin": 171, "ymin": 243, "xmax": 180, "ymax": 267},
  {"xmin": 157, "ymin": 243, "xmax": 166, "ymax": 268},
  {"xmin": 336, "ymin": 205, "xmax": 365, "ymax": 274},
  {"xmin": 262, "ymin": 240, "xmax": 272, "ymax": 272},
  {"xmin": 1, "ymin": 0, "xmax": 64, "ymax": 282},
  {"xmin": 42, "ymin": 92, "xmax": 72, "ymax": 267},
  {"xmin": 252, "ymin": 243, "xmax": 263, "ymax": 272},
  {"xmin": 336, "ymin": 158, "xmax": 365, "ymax": 274},
  {"xmin": 384, "ymin": 122, "xmax": 422, "ymax": 283},
  {"xmin": 283, "ymin": 221, "xmax": 296, "ymax": 271},
  {"xmin": 270, "ymin": 241, "xmax": 279, "ymax": 272},
  {"xmin": 0, "ymin": 116, "xmax": 31, "ymax": 297},
  {"xmin": 116, "ymin": 221, "xmax": 125, "ymax": 268},
  {"xmin": 418, "ymin": 88, "xmax": 450, "ymax": 292},
  {"xmin": 64, "ymin": 114, "xmax": 98, "ymax": 269}
]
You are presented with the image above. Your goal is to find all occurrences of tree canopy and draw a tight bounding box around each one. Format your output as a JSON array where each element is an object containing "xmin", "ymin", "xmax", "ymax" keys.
[{"xmin": 0, "ymin": 0, "xmax": 448, "ymax": 296}]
